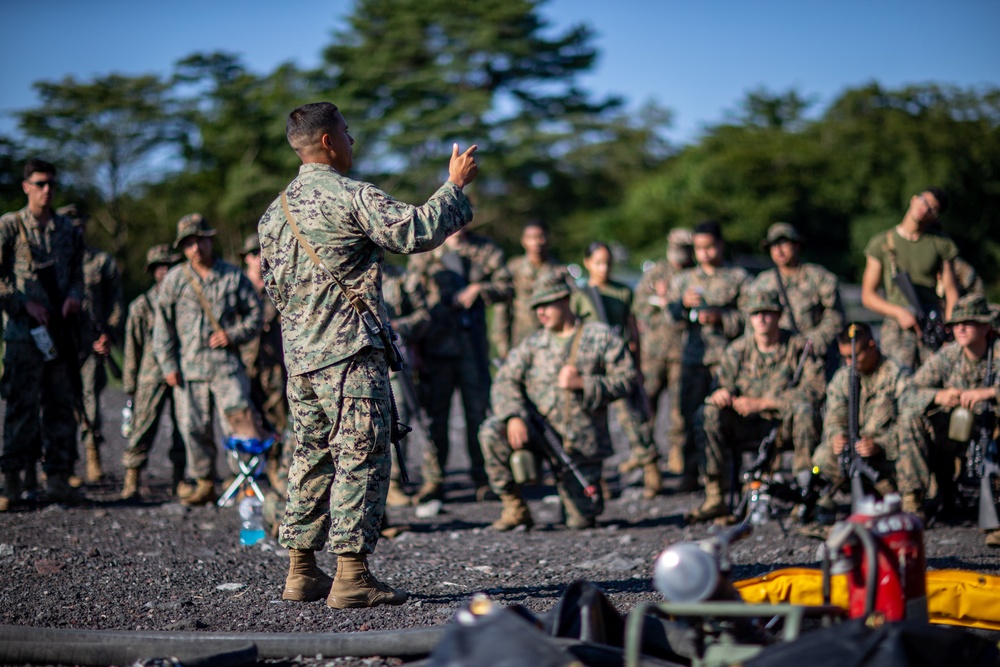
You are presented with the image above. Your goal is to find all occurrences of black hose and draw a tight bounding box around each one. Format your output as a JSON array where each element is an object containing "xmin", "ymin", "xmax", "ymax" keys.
[
  {"xmin": 0, "ymin": 624, "xmax": 445, "ymax": 659},
  {"xmin": 0, "ymin": 640, "xmax": 256, "ymax": 667}
]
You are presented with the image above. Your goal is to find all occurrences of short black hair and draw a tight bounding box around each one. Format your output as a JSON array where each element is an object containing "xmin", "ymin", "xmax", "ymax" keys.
[
  {"xmin": 585, "ymin": 240, "xmax": 611, "ymax": 259},
  {"xmin": 924, "ymin": 186, "xmax": 950, "ymax": 215},
  {"xmin": 24, "ymin": 158, "xmax": 56, "ymax": 181},
  {"xmin": 286, "ymin": 102, "xmax": 341, "ymax": 151},
  {"xmin": 837, "ymin": 322, "xmax": 873, "ymax": 346},
  {"xmin": 693, "ymin": 219, "xmax": 723, "ymax": 242},
  {"xmin": 523, "ymin": 220, "xmax": 548, "ymax": 234}
]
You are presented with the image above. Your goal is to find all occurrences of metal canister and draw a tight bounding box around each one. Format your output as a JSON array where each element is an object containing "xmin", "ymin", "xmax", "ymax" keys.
[
  {"xmin": 948, "ymin": 406, "xmax": 974, "ymax": 442},
  {"xmin": 510, "ymin": 449, "xmax": 538, "ymax": 485}
]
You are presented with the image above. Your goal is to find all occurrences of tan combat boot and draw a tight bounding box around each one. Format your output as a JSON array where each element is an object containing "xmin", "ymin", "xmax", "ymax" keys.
[
  {"xmin": 901, "ymin": 490, "xmax": 925, "ymax": 521},
  {"xmin": 385, "ymin": 480, "xmax": 412, "ymax": 507},
  {"xmin": 642, "ymin": 462, "xmax": 663, "ymax": 499},
  {"xmin": 491, "ymin": 491, "xmax": 534, "ymax": 531},
  {"xmin": 180, "ymin": 478, "xmax": 217, "ymax": 506},
  {"xmin": 327, "ymin": 553, "xmax": 408, "ymax": 609},
  {"xmin": 282, "ymin": 548, "xmax": 334, "ymax": 601},
  {"xmin": 617, "ymin": 457, "xmax": 641, "ymax": 475},
  {"xmin": 411, "ymin": 481, "xmax": 443, "ymax": 505},
  {"xmin": 85, "ymin": 444, "xmax": 104, "ymax": 483},
  {"xmin": 986, "ymin": 531, "xmax": 1000, "ymax": 548},
  {"xmin": 685, "ymin": 479, "xmax": 728, "ymax": 523},
  {"xmin": 666, "ymin": 444, "xmax": 685, "ymax": 476},
  {"xmin": 121, "ymin": 468, "xmax": 141, "ymax": 501}
]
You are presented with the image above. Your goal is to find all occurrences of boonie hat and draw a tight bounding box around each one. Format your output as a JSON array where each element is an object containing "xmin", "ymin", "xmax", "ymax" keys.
[
  {"xmin": 667, "ymin": 228, "xmax": 693, "ymax": 249},
  {"xmin": 946, "ymin": 294, "xmax": 995, "ymax": 326},
  {"xmin": 173, "ymin": 213, "xmax": 216, "ymax": 248},
  {"xmin": 146, "ymin": 244, "xmax": 181, "ymax": 272},
  {"xmin": 740, "ymin": 289, "xmax": 783, "ymax": 314},
  {"xmin": 761, "ymin": 222, "xmax": 803, "ymax": 250},
  {"xmin": 241, "ymin": 233, "xmax": 261, "ymax": 256},
  {"xmin": 529, "ymin": 272, "xmax": 572, "ymax": 308}
]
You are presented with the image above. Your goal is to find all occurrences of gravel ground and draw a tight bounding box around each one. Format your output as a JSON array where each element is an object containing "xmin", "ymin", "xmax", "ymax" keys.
[{"xmin": 0, "ymin": 388, "xmax": 997, "ymax": 667}]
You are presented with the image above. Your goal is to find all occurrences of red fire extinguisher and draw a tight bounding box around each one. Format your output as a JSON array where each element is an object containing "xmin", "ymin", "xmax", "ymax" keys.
[{"xmin": 827, "ymin": 494, "xmax": 927, "ymax": 622}]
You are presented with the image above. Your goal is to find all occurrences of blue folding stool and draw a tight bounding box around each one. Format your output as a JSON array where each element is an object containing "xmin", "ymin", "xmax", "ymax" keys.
[{"xmin": 217, "ymin": 435, "xmax": 275, "ymax": 507}]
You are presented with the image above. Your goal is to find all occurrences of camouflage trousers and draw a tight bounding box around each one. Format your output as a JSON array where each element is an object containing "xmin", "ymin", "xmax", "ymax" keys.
[
  {"xmin": 679, "ymin": 364, "xmax": 714, "ymax": 477},
  {"xmin": 279, "ymin": 347, "xmax": 391, "ymax": 556},
  {"xmin": 640, "ymin": 353, "xmax": 684, "ymax": 463},
  {"xmin": 0, "ymin": 341, "xmax": 78, "ymax": 476},
  {"xmin": 880, "ymin": 318, "xmax": 937, "ymax": 373},
  {"xmin": 172, "ymin": 371, "xmax": 254, "ymax": 480},
  {"xmin": 894, "ymin": 408, "xmax": 977, "ymax": 497},
  {"xmin": 420, "ymin": 347, "xmax": 491, "ymax": 487},
  {"xmin": 479, "ymin": 415, "xmax": 604, "ymax": 523},
  {"xmin": 696, "ymin": 402, "xmax": 819, "ymax": 482},
  {"xmin": 812, "ymin": 441, "xmax": 897, "ymax": 489},
  {"xmin": 120, "ymin": 378, "xmax": 185, "ymax": 476},
  {"xmin": 79, "ymin": 353, "xmax": 108, "ymax": 451},
  {"xmin": 610, "ymin": 390, "xmax": 658, "ymax": 465}
]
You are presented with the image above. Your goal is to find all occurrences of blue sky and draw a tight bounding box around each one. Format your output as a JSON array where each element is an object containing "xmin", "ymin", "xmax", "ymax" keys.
[{"xmin": 1, "ymin": 0, "xmax": 997, "ymax": 146}]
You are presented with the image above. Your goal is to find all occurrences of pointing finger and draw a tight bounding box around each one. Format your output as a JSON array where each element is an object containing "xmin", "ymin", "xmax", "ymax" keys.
[{"xmin": 462, "ymin": 144, "xmax": 478, "ymax": 157}]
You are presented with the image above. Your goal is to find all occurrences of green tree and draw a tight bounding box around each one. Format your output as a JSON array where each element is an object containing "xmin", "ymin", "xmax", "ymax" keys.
[{"xmin": 17, "ymin": 74, "xmax": 184, "ymax": 262}]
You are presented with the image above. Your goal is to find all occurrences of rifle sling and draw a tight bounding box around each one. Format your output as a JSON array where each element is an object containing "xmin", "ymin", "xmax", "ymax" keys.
[
  {"xmin": 280, "ymin": 190, "xmax": 400, "ymax": 367},
  {"xmin": 181, "ymin": 263, "xmax": 224, "ymax": 335}
]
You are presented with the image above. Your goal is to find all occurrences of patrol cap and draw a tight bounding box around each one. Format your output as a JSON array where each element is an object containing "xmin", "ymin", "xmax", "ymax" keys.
[
  {"xmin": 946, "ymin": 294, "xmax": 995, "ymax": 326},
  {"xmin": 146, "ymin": 244, "xmax": 181, "ymax": 272},
  {"xmin": 740, "ymin": 289, "xmax": 783, "ymax": 314},
  {"xmin": 56, "ymin": 203, "xmax": 88, "ymax": 226},
  {"xmin": 761, "ymin": 222, "xmax": 804, "ymax": 250},
  {"xmin": 528, "ymin": 271, "xmax": 572, "ymax": 308},
  {"xmin": 241, "ymin": 233, "xmax": 261, "ymax": 256},
  {"xmin": 173, "ymin": 213, "xmax": 216, "ymax": 248}
]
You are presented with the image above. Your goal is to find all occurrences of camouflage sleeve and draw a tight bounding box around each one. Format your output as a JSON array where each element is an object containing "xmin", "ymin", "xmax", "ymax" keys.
[
  {"xmin": 476, "ymin": 243, "xmax": 508, "ymax": 306},
  {"xmin": 491, "ymin": 300, "xmax": 512, "ymax": 360},
  {"xmin": 122, "ymin": 299, "xmax": 143, "ymax": 395},
  {"xmin": 392, "ymin": 280, "xmax": 431, "ymax": 342},
  {"xmin": 777, "ymin": 344, "xmax": 825, "ymax": 412},
  {"xmin": 874, "ymin": 369, "xmax": 915, "ymax": 459},
  {"xmin": 352, "ymin": 182, "xmax": 473, "ymax": 255},
  {"xmin": 633, "ymin": 268, "xmax": 657, "ymax": 319},
  {"xmin": 666, "ymin": 272, "xmax": 688, "ymax": 324},
  {"xmin": 0, "ymin": 215, "xmax": 27, "ymax": 317},
  {"xmin": 714, "ymin": 340, "xmax": 742, "ymax": 394},
  {"xmin": 822, "ymin": 368, "xmax": 849, "ymax": 444},
  {"xmin": 579, "ymin": 328, "xmax": 635, "ymax": 411},
  {"xmin": 718, "ymin": 271, "xmax": 748, "ymax": 341},
  {"xmin": 103, "ymin": 254, "xmax": 125, "ymax": 342},
  {"xmin": 911, "ymin": 347, "xmax": 951, "ymax": 410},
  {"xmin": 807, "ymin": 270, "xmax": 845, "ymax": 356},
  {"xmin": 491, "ymin": 339, "xmax": 532, "ymax": 422},
  {"xmin": 153, "ymin": 277, "xmax": 181, "ymax": 378},
  {"xmin": 226, "ymin": 272, "xmax": 264, "ymax": 346}
]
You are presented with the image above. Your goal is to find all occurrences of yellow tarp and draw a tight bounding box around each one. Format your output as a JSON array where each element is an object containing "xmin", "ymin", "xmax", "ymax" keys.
[{"xmin": 734, "ymin": 568, "xmax": 1000, "ymax": 631}]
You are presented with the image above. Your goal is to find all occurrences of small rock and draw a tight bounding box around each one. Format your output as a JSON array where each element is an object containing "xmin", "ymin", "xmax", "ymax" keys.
[
  {"xmin": 0, "ymin": 544, "xmax": 14, "ymax": 558},
  {"xmin": 618, "ymin": 535, "xmax": 635, "ymax": 545},
  {"xmin": 414, "ymin": 499, "xmax": 442, "ymax": 518},
  {"xmin": 110, "ymin": 521, "xmax": 121, "ymax": 530},
  {"xmin": 470, "ymin": 565, "xmax": 493, "ymax": 574},
  {"xmin": 34, "ymin": 559, "xmax": 65, "ymax": 575},
  {"xmin": 216, "ymin": 582, "xmax": 245, "ymax": 591}
]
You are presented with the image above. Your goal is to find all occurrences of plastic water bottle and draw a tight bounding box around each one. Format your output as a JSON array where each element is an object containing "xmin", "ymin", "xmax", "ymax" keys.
[
  {"xmin": 120, "ymin": 400, "xmax": 133, "ymax": 439},
  {"xmin": 238, "ymin": 491, "xmax": 265, "ymax": 546}
]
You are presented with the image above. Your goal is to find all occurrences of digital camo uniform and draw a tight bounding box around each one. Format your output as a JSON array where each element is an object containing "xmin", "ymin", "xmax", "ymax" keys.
[
  {"xmin": 480, "ymin": 298, "xmax": 636, "ymax": 527},
  {"xmin": 154, "ymin": 216, "xmax": 263, "ymax": 485},
  {"xmin": 696, "ymin": 295, "xmax": 824, "ymax": 490},
  {"xmin": 491, "ymin": 255, "xmax": 567, "ymax": 359},
  {"xmin": 668, "ymin": 262, "xmax": 749, "ymax": 480},
  {"xmin": 895, "ymin": 298, "xmax": 1000, "ymax": 502},
  {"xmin": 633, "ymin": 228, "xmax": 693, "ymax": 471},
  {"xmin": 751, "ymin": 224, "xmax": 844, "ymax": 359},
  {"xmin": 121, "ymin": 246, "xmax": 185, "ymax": 485},
  {"xmin": 407, "ymin": 232, "xmax": 507, "ymax": 493},
  {"xmin": 865, "ymin": 228, "xmax": 958, "ymax": 372},
  {"xmin": 383, "ymin": 264, "xmax": 431, "ymax": 492},
  {"xmin": 948, "ymin": 256, "xmax": 984, "ymax": 299},
  {"xmin": 812, "ymin": 354, "xmax": 914, "ymax": 486},
  {"xmin": 69, "ymin": 209, "xmax": 124, "ymax": 482},
  {"xmin": 0, "ymin": 206, "xmax": 84, "ymax": 493},
  {"xmin": 258, "ymin": 161, "xmax": 472, "ymax": 556}
]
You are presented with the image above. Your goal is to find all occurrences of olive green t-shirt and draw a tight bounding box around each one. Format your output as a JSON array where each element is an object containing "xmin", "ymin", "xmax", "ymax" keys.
[
  {"xmin": 570, "ymin": 279, "xmax": 633, "ymax": 339},
  {"xmin": 864, "ymin": 228, "xmax": 958, "ymax": 311}
]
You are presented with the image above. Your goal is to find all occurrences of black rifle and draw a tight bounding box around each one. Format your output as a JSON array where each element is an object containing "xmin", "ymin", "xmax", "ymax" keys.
[
  {"xmin": 961, "ymin": 338, "xmax": 999, "ymax": 529},
  {"xmin": 583, "ymin": 285, "xmax": 653, "ymax": 421},
  {"xmin": 840, "ymin": 325, "xmax": 880, "ymax": 510},
  {"xmin": 893, "ymin": 270, "xmax": 948, "ymax": 351},
  {"xmin": 36, "ymin": 260, "xmax": 91, "ymax": 432},
  {"xmin": 772, "ymin": 264, "xmax": 800, "ymax": 335},
  {"xmin": 389, "ymin": 336, "xmax": 436, "ymax": 485},
  {"xmin": 522, "ymin": 397, "xmax": 600, "ymax": 503},
  {"xmin": 91, "ymin": 323, "xmax": 122, "ymax": 380}
]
